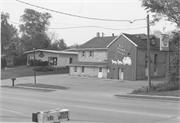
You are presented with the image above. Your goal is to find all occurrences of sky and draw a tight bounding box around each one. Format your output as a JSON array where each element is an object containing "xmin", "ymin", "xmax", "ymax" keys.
[{"xmin": 1, "ymin": 0, "xmax": 176, "ymax": 46}]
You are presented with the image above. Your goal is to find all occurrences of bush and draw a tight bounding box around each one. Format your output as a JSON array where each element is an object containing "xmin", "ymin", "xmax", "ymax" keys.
[
  {"xmin": 28, "ymin": 59, "xmax": 48, "ymax": 66},
  {"xmin": 34, "ymin": 66, "xmax": 54, "ymax": 72},
  {"xmin": 41, "ymin": 68, "xmax": 48, "ymax": 72},
  {"xmin": 155, "ymin": 82, "xmax": 179, "ymax": 92},
  {"xmin": 132, "ymin": 81, "xmax": 180, "ymax": 94},
  {"xmin": 14, "ymin": 54, "xmax": 27, "ymax": 66},
  {"xmin": 132, "ymin": 86, "xmax": 150, "ymax": 94}
]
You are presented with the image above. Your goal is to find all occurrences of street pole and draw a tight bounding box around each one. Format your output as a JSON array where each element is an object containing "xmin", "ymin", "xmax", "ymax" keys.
[
  {"xmin": 147, "ymin": 12, "xmax": 151, "ymax": 89},
  {"xmin": 33, "ymin": 47, "xmax": 36, "ymax": 84}
]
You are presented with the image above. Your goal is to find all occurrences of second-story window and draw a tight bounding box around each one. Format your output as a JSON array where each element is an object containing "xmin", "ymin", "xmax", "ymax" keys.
[
  {"xmin": 89, "ymin": 51, "xmax": 93, "ymax": 57},
  {"xmin": 82, "ymin": 51, "xmax": 85, "ymax": 57}
]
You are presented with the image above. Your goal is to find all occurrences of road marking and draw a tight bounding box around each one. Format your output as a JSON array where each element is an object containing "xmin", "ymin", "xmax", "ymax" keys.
[
  {"xmin": 0, "ymin": 108, "xmax": 24, "ymax": 115},
  {"xmin": 2, "ymin": 96, "xmax": 173, "ymax": 118}
]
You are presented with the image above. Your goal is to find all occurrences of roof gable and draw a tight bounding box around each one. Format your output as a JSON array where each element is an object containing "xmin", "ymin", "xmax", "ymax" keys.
[
  {"xmin": 77, "ymin": 36, "xmax": 117, "ymax": 49},
  {"xmin": 123, "ymin": 33, "xmax": 160, "ymax": 49}
]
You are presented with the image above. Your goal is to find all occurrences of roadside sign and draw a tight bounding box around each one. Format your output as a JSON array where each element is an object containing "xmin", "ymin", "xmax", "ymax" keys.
[
  {"xmin": 160, "ymin": 34, "xmax": 169, "ymax": 51},
  {"xmin": 32, "ymin": 108, "xmax": 70, "ymax": 123}
]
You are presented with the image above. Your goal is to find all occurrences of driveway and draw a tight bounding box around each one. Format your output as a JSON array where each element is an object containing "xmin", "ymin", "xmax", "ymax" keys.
[{"xmin": 1, "ymin": 74, "xmax": 165, "ymax": 95}]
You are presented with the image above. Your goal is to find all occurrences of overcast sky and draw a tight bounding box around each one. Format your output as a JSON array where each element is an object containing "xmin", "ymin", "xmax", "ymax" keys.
[{"xmin": 1, "ymin": 0, "xmax": 176, "ymax": 46}]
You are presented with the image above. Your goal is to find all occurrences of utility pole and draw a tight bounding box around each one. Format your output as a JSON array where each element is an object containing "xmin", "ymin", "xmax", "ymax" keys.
[
  {"xmin": 33, "ymin": 47, "xmax": 36, "ymax": 85},
  {"xmin": 32, "ymin": 24, "xmax": 37, "ymax": 85},
  {"xmin": 147, "ymin": 12, "xmax": 151, "ymax": 89}
]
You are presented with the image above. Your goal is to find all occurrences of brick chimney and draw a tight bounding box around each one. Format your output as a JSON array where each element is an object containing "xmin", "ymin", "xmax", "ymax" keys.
[
  {"xmin": 102, "ymin": 32, "xmax": 104, "ymax": 37},
  {"xmin": 97, "ymin": 32, "xmax": 100, "ymax": 37}
]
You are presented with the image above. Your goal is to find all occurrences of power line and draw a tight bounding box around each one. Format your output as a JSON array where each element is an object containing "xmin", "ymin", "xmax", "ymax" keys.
[
  {"xmin": 9, "ymin": 20, "xmax": 146, "ymax": 30},
  {"xmin": 15, "ymin": 0, "xmax": 146, "ymax": 23},
  {"xmin": 49, "ymin": 26, "xmax": 147, "ymax": 30}
]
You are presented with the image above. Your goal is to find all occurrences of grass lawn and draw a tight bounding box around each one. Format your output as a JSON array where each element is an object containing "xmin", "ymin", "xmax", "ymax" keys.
[
  {"xmin": 144, "ymin": 90, "xmax": 180, "ymax": 97},
  {"xmin": 16, "ymin": 83, "xmax": 69, "ymax": 90},
  {"xmin": 1, "ymin": 65, "xmax": 69, "ymax": 80}
]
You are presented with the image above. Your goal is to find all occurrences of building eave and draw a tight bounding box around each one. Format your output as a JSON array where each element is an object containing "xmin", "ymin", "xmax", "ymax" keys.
[
  {"xmin": 76, "ymin": 48, "xmax": 108, "ymax": 50},
  {"xmin": 24, "ymin": 49, "xmax": 78, "ymax": 55}
]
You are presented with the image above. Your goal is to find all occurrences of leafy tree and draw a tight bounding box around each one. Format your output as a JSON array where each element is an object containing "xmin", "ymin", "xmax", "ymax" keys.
[
  {"xmin": 168, "ymin": 31, "xmax": 179, "ymax": 83},
  {"xmin": 141, "ymin": 0, "xmax": 180, "ymax": 27},
  {"xmin": 50, "ymin": 39, "xmax": 67, "ymax": 51},
  {"xmin": 20, "ymin": 9, "xmax": 52, "ymax": 50},
  {"xmin": 1, "ymin": 12, "xmax": 19, "ymax": 55},
  {"xmin": 141, "ymin": 0, "xmax": 180, "ymax": 84}
]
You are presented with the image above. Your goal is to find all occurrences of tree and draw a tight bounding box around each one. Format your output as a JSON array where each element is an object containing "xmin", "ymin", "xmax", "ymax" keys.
[
  {"xmin": 141, "ymin": 0, "xmax": 180, "ymax": 83},
  {"xmin": 50, "ymin": 39, "xmax": 67, "ymax": 51},
  {"xmin": 20, "ymin": 9, "xmax": 52, "ymax": 50},
  {"xmin": 168, "ymin": 31, "xmax": 179, "ymax": 83},
  {"xmin": 141, "ymin": 0, "xmax": 180, "ymax": 27},
  {"xmin": 1, "ymin": 12, "xmax": 19, "ymax": 55}
]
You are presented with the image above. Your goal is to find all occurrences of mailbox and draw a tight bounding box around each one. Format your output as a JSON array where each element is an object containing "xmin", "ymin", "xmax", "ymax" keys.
[
  {"xmin": 32, "ymin": 108, "xmax": 70, "ymax": 123},
  {"xmin": 11, "ymin": 78, "xmax": 16, "ymax": 87}
]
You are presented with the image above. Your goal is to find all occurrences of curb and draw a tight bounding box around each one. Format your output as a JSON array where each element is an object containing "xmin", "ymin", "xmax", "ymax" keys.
[
  {"xmin": 1, "ymin": 85, "xmax": 56, "ymax": 92},
  {"xmin": 115, "ymin": 94, "xmax": 180, "ymax": 102}
]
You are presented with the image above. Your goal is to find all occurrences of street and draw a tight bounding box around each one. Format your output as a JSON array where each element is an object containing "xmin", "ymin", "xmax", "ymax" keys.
[{"xmin": 0, "ymin": 75, "xmax": 179, "ymax": 123}]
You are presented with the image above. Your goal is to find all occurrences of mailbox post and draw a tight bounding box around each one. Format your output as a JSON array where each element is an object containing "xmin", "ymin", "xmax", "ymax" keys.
[{"xmin": 11, "ymin": 78, "xmax": 16, "ymax": 87}]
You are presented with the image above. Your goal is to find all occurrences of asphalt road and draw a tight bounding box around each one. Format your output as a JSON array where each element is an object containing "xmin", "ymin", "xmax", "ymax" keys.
[{"xmin": 0, "ymin": 75, "xmax": 179, "ymax": 123}]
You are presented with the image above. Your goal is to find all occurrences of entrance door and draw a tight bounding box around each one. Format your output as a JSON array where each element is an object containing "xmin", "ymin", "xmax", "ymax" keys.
[
  {"xmin": 98, "ymin": 67, "xmax": 103, "ymax": 78},
  {"xmin": 69, "ymin": 58, "xmax": 73, "ymax": 64},
  {"xmin": 118, "ymin": 68, "xmax": 124, "ymax": 80}
]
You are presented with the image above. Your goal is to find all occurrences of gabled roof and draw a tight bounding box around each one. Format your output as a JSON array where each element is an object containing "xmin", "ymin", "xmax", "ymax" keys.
[
  {"xmin": 77, "ymin": 33, "xmax": 161, "ymax": 50},
  {"xmin": 77, "ymin": 36, "xmax": 117, "ymax": 49},
  {"xmin": 24, "ymin": 49, "xmax": 78, "ymax": 55},
  {"xmin": 123, "ymin": 33, "xmax": 160, "ymax": 49}
]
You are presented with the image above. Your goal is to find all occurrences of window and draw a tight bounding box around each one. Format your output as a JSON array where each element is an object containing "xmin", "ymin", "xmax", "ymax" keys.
[
  {"xmin": 82, "ymin": 66, "xmax": 84, "ymax": 73},
  {"xmin": 69, "ymin": 58, "xmax": 73, "ymax": 64},
  {"xmin": 89, "ymin": 51, "xmax": 93, "ymax": 57},
  {"xmin": 49, "ymin": 57, "xmax": 57, "ymax": 66},
  {"xmin": 74, "ymin": 66, "xmax": 77, "ymax": 72},
  {"xmin": 99, "ymin": 67, "xmax": 102, "ymax": 72},
  {"xmin": 82, "ymin": 51, "xmax": 85, "ymax": 57},
  {"xmin": 154, "ymin": 54, "xmax": 158, "ymax": 65}
]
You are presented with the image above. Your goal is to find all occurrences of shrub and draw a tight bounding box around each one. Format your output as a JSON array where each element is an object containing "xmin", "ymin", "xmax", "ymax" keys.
[
  {"xmin": 132, "ymin": 81, "xmax": 180, "ymax": 94},
  {"xmin": 28, "ymin": 59, "xmax": 48, "ymax": 66},
  {"xmin": 132, "ymin": 86, "xmax": 150, "ymax": 94},
  {"xmin": 34, "ymin": 66, "xmax": 54, "ymax": 72},
  {"xmin": 14, "ymin": 54, "xmax": 27, "ymax": 66},
  {"xmin": 41, "ymin": 68, "xmax": 48, "ymax": 72}
]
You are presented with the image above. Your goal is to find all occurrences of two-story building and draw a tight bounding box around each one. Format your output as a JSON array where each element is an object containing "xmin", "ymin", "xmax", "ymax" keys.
[{"xmin": 69, "ymin": 33, "xmax": 168, "ymax": 81}]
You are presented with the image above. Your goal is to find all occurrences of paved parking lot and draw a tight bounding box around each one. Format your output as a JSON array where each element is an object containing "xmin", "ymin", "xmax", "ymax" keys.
[{"xmin": 1, "ymin": 74, "xmax": 165, "ymax": 95}]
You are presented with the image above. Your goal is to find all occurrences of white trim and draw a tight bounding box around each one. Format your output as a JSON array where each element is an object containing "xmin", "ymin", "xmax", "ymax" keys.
[
  {"xmin": 106, "ymin": 34, "xmax": 122, "ymax": 48},
  {"xmin": 24, "ymin": 49, "xmax": 78, "ymax": 55},
  {"xmin": 77, "ymin": 48, "xmax": 107, "ymax": 50},
  {"xmin": 106, "ymin": 33, "xmax": 138, "ymax": 48},
  {"xmin": 122, "ymin": 33, "xmax": 138, "ymax": 47}
]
